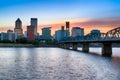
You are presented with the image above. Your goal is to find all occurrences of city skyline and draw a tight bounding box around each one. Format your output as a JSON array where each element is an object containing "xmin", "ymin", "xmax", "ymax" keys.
[{"xmin": 0, "ymin": 0, "xmax": 120, "ymax": 34}]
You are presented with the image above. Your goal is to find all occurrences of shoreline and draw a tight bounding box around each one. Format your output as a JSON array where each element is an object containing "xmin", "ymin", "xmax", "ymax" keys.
[
  {"xmin": 0, "ymin": 43, "xmax": 120, "ymax": 48},
  {"xmin": 0, "ymin": 46, "xmax": 120, "ymax": 48}
]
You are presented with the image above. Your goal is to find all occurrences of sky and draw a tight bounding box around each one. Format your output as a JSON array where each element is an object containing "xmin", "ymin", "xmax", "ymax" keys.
[{"xmin": 0, "ymin": 0, "xmax": 120, "ymax": 35}]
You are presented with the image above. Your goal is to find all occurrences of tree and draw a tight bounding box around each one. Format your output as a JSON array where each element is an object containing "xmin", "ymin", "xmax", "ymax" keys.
[
  {"xmin": 32, "ymin": 40, "xmax": 40, "ymax": 46},
  {"xmin": 16, "ymin": 38, "xmax": 28, "ymax": 44}
]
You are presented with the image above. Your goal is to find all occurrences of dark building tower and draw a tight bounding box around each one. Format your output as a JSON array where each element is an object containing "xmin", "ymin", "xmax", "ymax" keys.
[
  {"xmin": 65, "ymin": 21, "xmax": 70, "ymax": 37},
  {"xmin": 66, "ymin": 21, "xmax": 70, "ymax": 31},
  {"xmin": 61, "ymin": 26, "xmax": 64, "ymax": 31},
  {"xmin": 14, "ymin": 18, "xmax": 23, "ymax": 38},
  {"xmin": 31, "ymin": 18, "xmax": 38, "ymax": 36}
]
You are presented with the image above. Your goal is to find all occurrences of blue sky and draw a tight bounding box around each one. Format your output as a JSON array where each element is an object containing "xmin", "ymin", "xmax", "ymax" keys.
[{"xmin": 0, "ymin": 0, "xmax": 120, "ymax": 33}]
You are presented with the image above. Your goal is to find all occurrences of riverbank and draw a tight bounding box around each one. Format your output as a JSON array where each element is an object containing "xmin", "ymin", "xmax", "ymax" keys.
[
  {"xmin": 0, "ymin": 43, "xmax": 34, "ymax": 47},
  {"xmin": 0, "ymin": 43, "xmax": 120, "ymax": 48},
  {"xmin": 0, "ymin": 43, "xmax": 59, "ymax": 47}
]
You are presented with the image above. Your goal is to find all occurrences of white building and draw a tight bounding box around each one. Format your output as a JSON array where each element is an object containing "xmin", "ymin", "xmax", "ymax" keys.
[
  {"xmin": 72, "ymin": 27, "xmax": 84, "ymax": 37},
  {"xmin": 23, "ymin": 31, "xmax": 27, "ymax": 38},
  {"xmin": 0, "ymin": 30, "xmax": 18, "ymax": 41},
  {"xmin": 7, "ymin": 29, "xmax": 18, "ymax": 41},
  {"xmin": 55, "ymin": 30, "xmax": 69, "ymax": 42}
]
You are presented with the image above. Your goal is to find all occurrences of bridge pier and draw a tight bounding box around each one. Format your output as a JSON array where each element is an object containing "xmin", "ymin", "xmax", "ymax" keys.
[
  {"xmin": 65, "ymin": 43, "xmax": 70, "ymax": 49},
  {"xmin": 82, "ymin": 43, "xmax": 89, "ymax": 52},
  {"xmin": 61, "ymin": 44, "xmax": 65, "ymax": 48},
  {"xmin": 72, "ymin": 43, "xmax": 78, "ymax": 50},
  {"xmin": 59, "ymin": 44, "xmax": 62, "ymax": 48},
  {"xmin": 102, "ymin": 43, "xmax": 112, "ymax": 57}
]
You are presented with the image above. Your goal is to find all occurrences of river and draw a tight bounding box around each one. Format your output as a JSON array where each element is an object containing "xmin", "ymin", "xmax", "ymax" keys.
[{"xmin": 0, "ymin": 47, "xmax": 120, "ymax": 80}]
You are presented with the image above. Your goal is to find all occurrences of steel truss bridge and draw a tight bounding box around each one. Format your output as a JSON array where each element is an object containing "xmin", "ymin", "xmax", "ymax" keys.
[
  {"xmin": 59, "ymin": 27, "xmax": 120, "ymax": 57},
  {"xmin": 62, "ymin": 27, "xmax": 120, "ymax": 42}
]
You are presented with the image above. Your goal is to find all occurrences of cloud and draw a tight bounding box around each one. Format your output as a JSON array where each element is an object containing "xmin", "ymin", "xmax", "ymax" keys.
[{"xmin": 73, "ymin": 18, "xmax": 120, "ymax": 26}]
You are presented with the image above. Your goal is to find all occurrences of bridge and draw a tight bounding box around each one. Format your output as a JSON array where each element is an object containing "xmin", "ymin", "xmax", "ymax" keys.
[{"xmin": 59, "ymin": 27, "xmax": 120, "ymax": 57}]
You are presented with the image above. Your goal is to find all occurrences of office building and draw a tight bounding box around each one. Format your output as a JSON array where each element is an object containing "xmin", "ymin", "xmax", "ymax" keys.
[
  {"xmin": 55, "ymin": 26, "xmax": 69, "ymax": 42},
  {"xmin": 7, "ymin": 29, "xmax": 18, "ymax": 41},
  {"xmin": 27, "ymin": 25, "xmax": 36, "ymax": 40},
  {"xmin": 7, "ymin": 29, "xmax": 13, "ymax": 41},
  {"xmin": 23, "ymin": 31, "xmax": 27, "ymax": 38},
  {"xmin": 0, "ymin": 32, "xmax": 7, "ymax": 40},
  {"xmin": 14, "ymin": 18, "xmax": 23, "ymax": 38},
  {"xmin": 31, "ymin": 18, "xmax": 38, "ymax": 36},
  {"xmin": 91, "ymin": 30, "xmax": 100, "ymax": 34},
  {"xmin": 66, "ymin": 21, "xmax": 70, "ymax": 31},
  {"xmin": 72, "ymin": 27, "xmax": 84, "ymax": 37},
  {"xmin": 90, "ymin": 30, "xmax": 101, "ymax": 38},
  {"xmin": 65, "ymin": 21, "xmax": 70, "ymax": 37},
  {"xmin": 42, "ymin": 27, "xmax": 51, "ymax": 39}
]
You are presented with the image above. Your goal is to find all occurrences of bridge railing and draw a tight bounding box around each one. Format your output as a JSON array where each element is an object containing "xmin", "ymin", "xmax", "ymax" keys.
[{"xmin": 61, "ymin": 36, "xmax": 120, "ymax": 43}]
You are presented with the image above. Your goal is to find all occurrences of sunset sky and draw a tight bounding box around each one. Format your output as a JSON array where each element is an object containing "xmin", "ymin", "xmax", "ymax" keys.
[{"xmin": 0, "ymin": 0, "xmax": 120, "ymax": 35}]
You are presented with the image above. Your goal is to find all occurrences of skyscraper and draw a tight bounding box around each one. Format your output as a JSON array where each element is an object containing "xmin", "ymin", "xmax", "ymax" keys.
[
  {"xmin": 27, "ymin": 25, "xmax": 36, "ymax": 40},
  {"xmin": 31, "ymin": 18, "xmax": 38, "ymax": 36},
  {"xmin": 14, "ymin": 18, "xmax": 23, "ymax": 38},
  {"xmin": 66, "ymin": 21, "xmax": 70, "ymax": 31},
  {"xmin": 65, "ymin": 21, "xmax": 70, "ymax": 37}
]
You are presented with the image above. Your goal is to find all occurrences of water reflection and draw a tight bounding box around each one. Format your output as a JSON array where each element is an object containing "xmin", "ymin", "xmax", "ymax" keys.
[{"xmin": 0, "ymin": 48, "xmax": 120, "ymax": 80}]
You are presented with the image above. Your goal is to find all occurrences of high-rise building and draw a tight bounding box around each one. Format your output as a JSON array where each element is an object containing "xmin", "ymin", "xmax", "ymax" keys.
[
  {"xmin": 31, "ymin": 18, "xmax": 38, "ymax": 36},
  {"xmin": 14, "ymin": 18, "xmax": 23, "ymax": 38},
  {"xmin": 66, "ymin": 21, "xmax": 69, "ymax": 31},
  {"xmin": 72, "ymin": 27, "xmax": 84, "ymax": 37},
  {"xmin": 42, "ymin": 27, "xmax": 51, "ymax": 39},
  {"xmin": 55, "ymin": 30, "xmax": 69, "ymax": 42},
  {"xmin": 55, "ymin": 26, "xmax": 69, "ymax": 42},
  {"xmin": 27, "ymin": 25, "xmax": 36, "ymax": 40},
  {"xmin": 65, "ymin": 21, "xmax": 70, "ymax": 37},
  {"xmin": 7, "ymin": 29, "xmax": 18, "ymax": 41}
]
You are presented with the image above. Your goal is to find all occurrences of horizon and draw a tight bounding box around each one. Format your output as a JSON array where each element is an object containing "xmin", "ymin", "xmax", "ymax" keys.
[{"xmin": 0, "ymin": 0, "xmax": 120, "ymax": 35}]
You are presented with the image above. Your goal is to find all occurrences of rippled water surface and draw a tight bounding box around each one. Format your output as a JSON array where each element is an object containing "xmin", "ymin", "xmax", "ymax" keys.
[{"xmin": 0, "ymin": 47, "xmax": 120, "ymax": 80}]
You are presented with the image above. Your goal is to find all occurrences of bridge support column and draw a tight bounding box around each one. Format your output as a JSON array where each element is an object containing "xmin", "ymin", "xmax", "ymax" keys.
[
  {"xmin": 102, "ymin": 43, "xmax": 112, "ymax": 57},
  {"xmin": 63, "ymin": 44, "xmax": 66, "ymax": 49},
  {"xmin": 61, "ymin": 44, "xmax": 65, "ymax": 48},
  {"xmin": 82, "ymin": 43, "xmax": 89, "ymax": 52},
  {"xmin": 59, "ymin": 44, "xmax": 62, "ymax": 48},
  {"xmin": 72, "ymin": 43, "xmax": 77, "ymax": 50},
  {"xmin": 65, "ymin": 43, "xmax": 70, "ymax": 49}
]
